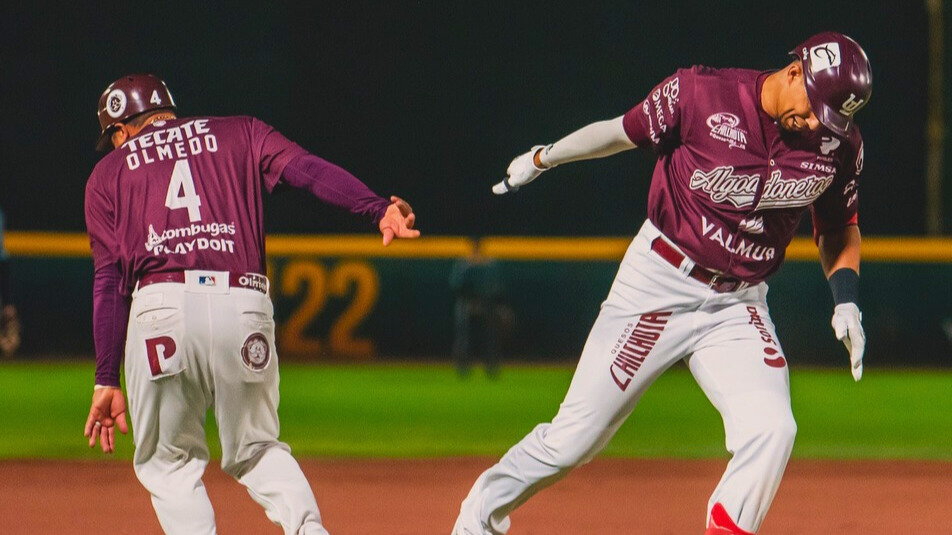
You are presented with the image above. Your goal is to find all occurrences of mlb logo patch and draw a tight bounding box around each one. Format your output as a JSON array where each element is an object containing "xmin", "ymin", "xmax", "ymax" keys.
[{"xmin": 198, "ymin": 275, "xmax": 217, "ymax": 286}]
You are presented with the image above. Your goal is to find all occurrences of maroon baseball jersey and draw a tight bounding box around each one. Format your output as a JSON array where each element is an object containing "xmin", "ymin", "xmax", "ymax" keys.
[
  {"xmin": 623, "ymin": 66, "xmax": 863, "ymax": 283},
  {"xmin": 85, "ymin": 116, "xmax": 307, "ymax": 295}
]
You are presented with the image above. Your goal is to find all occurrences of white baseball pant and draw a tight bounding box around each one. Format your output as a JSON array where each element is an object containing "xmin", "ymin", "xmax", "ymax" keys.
[
  {"xmin": 125, "ymin": 271, "xmax": 329, "ymax": 535},
  {"xmin": 454, "ymin": 220, "xmax": 796, "ymax": 534}
]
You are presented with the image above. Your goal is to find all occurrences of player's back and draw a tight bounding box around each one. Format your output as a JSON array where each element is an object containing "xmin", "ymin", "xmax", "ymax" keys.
[{"xmin": 86, "ymin": 115, "xmax": 306, "ymax": 293}]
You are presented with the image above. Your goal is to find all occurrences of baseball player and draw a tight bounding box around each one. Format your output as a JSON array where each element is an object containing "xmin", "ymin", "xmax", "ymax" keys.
[
  {"xmin": 453, "ymin": 31, "xmax": 870, "ymax": 535},
  {"xmin": 450, "ymin": 243, "xmax": 508, "ymax": 378},
  {"xmin": 0, "ymin": 208, "xmax": 21, "ymax": 358},
  {"xmin": 83, "ymin": 74, "xmax": 419, "ymax": 535}
]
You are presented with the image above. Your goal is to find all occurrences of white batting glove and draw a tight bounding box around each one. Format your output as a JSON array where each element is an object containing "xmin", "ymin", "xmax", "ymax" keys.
[
  {"xmin": 831, "ymin": 303, "xmax": 865, "ymax": 381},
  {"xmin": 492, "ymin": 145, "xmax": 552, "ymax": 194}
]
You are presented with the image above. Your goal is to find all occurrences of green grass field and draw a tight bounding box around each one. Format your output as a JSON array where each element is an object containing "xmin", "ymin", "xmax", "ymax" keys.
[{"xmin": 1, "ymin": 362, "xmax": 949, "ymax": 460}]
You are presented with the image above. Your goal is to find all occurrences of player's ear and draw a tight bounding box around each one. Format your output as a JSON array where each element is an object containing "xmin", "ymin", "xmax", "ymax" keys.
[
  {"xmin": 787, "ymin": 61, "xmax": 804, "ymax": 85},
  {"xmin": 110, "ymin": 124, "xmax": 129, "ymax": 148}
]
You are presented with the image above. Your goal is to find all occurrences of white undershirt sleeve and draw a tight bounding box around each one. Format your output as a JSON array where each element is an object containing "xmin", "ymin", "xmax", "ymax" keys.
[{"xmin": 539, "ymin": 116, "xmax": 637, "ymax": 168}]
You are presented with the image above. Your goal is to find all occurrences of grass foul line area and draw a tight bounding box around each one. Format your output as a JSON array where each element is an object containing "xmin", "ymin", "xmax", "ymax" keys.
[{"xmin": 1, "ymin": 362, "xmax": 949, "ymax": 460}]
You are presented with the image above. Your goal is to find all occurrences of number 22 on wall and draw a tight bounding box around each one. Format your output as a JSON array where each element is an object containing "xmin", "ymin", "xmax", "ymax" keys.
[{"xmin": 274, "ymin": 259, "xmax": 380, "ymax": 360}]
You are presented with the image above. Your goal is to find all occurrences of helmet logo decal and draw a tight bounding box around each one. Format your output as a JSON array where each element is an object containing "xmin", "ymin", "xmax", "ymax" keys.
[
  {"xmin": 106, "ymin": 89, "xmax": 127, "ymax": 118},
  {"xmin": 150, "ymin": 89, "xmax": 163, "ymax": 105},
  {"xmin": 840, "ymin": 93, "xmax": 865, "ymax": 116},
  {"xmin": 809, "ymin": 42, "xmax": 841, "ymax": 72}
]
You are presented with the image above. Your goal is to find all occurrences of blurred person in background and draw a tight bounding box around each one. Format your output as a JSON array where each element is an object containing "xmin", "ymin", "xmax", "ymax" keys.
[
  {"xmin": 450, "ymin": 240, "xmax": 513, "ymax": 378},
  {"xmin": 0, "ymin": 208, "xmax": 21, "ymax": 358}
]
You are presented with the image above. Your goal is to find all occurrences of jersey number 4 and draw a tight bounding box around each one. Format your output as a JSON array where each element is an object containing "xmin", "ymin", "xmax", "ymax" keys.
[{"xmin": 165, "ymin": 159, "xmax": 203, "ymax": 222}]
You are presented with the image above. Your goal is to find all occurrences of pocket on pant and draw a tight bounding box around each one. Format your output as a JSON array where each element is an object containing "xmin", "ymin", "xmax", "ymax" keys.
[
  {"xmin": 134, "ymin": 296, "xmax": 186, "ymax": 380},
  {"xmin": 236, "ymin": 294, "xmax": 278, "ymax": 381}
]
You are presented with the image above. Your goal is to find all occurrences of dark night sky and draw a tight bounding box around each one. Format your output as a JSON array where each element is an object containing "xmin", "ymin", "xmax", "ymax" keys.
[{"xmin": 0, "ymin": 1, "xmax": 931, "ymax": 236}]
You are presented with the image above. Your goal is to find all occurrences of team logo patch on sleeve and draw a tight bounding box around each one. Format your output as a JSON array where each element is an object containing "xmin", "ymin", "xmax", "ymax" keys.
[
  {"xmin": 855, "ymin": 143, "xmax": 864, "ymax": 175},
  {"xmin": 241, "ymin": 333, "xmax": 271, "ymax": 371},
  {"xmin": 706, "ymin": 113, "xmax": 748, "ymax": 150},
  {"xmin": 820, "ymin": 136, "xmax": 841, "ymax": 155}
]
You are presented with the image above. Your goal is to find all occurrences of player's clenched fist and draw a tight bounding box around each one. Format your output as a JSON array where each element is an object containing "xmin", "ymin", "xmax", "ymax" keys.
[
  {"xmin": 831, "ymin": 303, "xmax": 865, "ymax": 381},
  {"xmin": 379, "ymin": 196, "xmax": 421, "ymax": 246},
  {"xmin": 492, "ymin": 145, "xmax": 554, "ymax": 194}
]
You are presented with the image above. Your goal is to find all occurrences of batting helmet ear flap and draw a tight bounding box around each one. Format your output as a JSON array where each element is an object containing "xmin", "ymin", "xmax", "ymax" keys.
[
  {"xmin": 96, "ymin": 74, "xmax": 176, "ymax": 151},
  {"xmin": 95, "ymin": 123, "xmax": 123, "ymax": 152}
]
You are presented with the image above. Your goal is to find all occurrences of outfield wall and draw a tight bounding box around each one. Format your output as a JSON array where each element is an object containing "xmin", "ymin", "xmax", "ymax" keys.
[{"xmin": 6, "ymin": 233, "xmax": 951, "ymax": 366}]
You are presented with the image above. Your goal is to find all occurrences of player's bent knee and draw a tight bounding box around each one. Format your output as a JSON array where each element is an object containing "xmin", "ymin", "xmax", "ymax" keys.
[
  {"xmin": 777, "ymin": 413, "xmax": 797, "ymax": 444},
  {"xmin": 751, "ymin": 410, "xmax": 797, "ymax": 457},
  {"xmin": 724, "ymin": 397, "xmax": 797, "ymax": 458},
  {"xmin": 533, "ymin": 423, "xmax": 604, "ymax": 469},
  {"xmin": 221, "ymin": 442, "xmax": 279, "ymax": 478},
  {"xmin": 763, "ymin": 409, "xmax": 797, "ymax": 444},
  {"xmin": 549, "ymin": 445, "xmax": 598, "ymax": 470}
]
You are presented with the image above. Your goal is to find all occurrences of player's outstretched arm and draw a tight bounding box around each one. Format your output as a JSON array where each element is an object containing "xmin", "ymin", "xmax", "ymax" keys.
[
  {"xmin": 818, "ymin": 225, "xmax": 864, "ymax": 381},
  {"xmin": 492, "ymin": 116, "xmax": 636, "ymax": 194},
  {"xmin": 84, "ymin": 386, "xmax": 128, "ymax": 454},
  {"xmin": 280, "ymin": 155, "xmax": 421, "ymax": 245},
  {"xmin": 378, "ymin": 196, "xmax": 420, "ymax": 246}
]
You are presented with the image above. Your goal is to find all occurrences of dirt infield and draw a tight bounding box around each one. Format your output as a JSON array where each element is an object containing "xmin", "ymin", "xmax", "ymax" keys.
[{"xmin": 3, "ymin": 458, "xmax": 950, "ymax": 534}]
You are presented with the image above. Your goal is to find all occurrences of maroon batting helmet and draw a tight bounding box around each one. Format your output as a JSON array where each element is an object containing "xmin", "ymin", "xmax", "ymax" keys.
[
  {"xmin": 789, "ymin": 32, "xmax": 871, "ymax": 137},
  {"xmin": 96, "ymin": 74, "xmax": 176, "ymax": 151}
]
